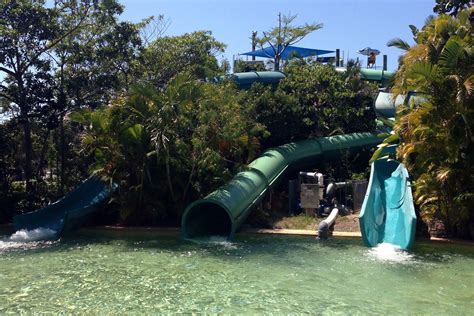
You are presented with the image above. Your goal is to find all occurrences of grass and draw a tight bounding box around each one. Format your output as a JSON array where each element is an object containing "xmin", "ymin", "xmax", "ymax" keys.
[
  {"xmin": 272, "ymin": 214, "xmax": 322, "ymax": 230},
  {"xmin": 271, "ymin": 213, "xmax": 361, "ymax": 232}
]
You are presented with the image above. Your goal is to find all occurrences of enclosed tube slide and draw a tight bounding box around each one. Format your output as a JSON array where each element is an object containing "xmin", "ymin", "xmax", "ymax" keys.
[
  {"xmin": 230, "ymin": 71, "xmax": 286, "ymax": 89},
  {"xmin": 14, "ymin": 177, "xmax": 115, "ymax": 239},
  {"xmin": 373, "ymin": 91, "xmax": 427, "ymax": 118},
  {"xmin": 213, "ymin": 71, "xmax": 286, "ymax": 89},
  {"xmin": 218, "ymin": 69, "xmax": 393, "ymax": 90},
  {"xmin": 359, "ymin": 160, "xmax": 416, "ymax": 249},
  {"xmin": 182, "ymin": 132, "xmax": 382, "ymax": 239},
  {"xmin": 335, "ymin": 68, "xmax": 394, "ymax": 85}
]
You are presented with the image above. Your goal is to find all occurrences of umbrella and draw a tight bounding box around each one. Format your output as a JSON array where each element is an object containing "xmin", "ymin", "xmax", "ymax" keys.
[
  {"xmin": 357, "ymin": 47, "xmax": 380, "ymax": 56},
  {"xmin": 240, "ymin": 45, "xmax": 334, "ymax": 60}
]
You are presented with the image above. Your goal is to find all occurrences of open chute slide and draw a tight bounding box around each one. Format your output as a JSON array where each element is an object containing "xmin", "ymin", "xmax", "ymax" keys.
[
  {"xmin": 359, "ymin": 160, "xmax": 416, "ymax": 250},
  {"xmin": 14, "ymin": 177, "xmax": 116, "ymax": 239}
]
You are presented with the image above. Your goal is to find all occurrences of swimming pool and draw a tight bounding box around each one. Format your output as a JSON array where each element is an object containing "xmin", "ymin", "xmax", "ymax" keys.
[{"xmin": 1, "ymin": 229, "xmax": 473, "ymax": 314}]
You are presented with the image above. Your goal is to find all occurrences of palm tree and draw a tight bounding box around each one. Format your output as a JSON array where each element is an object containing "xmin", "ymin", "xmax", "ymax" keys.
[{"xmin": 388, "ymin": 8, "xmax": 474, "ymax": 237}]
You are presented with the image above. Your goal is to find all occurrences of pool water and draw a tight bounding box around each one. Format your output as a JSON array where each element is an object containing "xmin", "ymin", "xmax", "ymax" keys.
[{"xmin": 1, "ymin": 229, "xmax": 473, "ymax": 314}]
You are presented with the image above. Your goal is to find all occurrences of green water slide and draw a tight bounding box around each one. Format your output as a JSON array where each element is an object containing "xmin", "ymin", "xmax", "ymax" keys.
[
  {"xmin": 214, "ymin": 71, "xmax": 285, "ymax": 89},
  {"xmin": 182, "ymin": 132, "xmax": 382, "ymax": 239},
  {"xmin": 223, "ymin": 69, "xmax": 393, "ymax": 89},
  {"xmin": 336, "ymin": 67, "xmax": 394, "ymax": 85},
  {"xmin": 13, "ymin": 177, "xmax": 115, "ymax": 238},
  {"xmin": 359, "ymin": 160, "xmax": 416, "ymax": 249}
]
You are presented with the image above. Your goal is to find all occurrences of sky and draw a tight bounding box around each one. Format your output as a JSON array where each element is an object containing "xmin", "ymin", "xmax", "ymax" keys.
[{"xmin": 119, "ymin": 0, "xmax": 435, "ymax": 71}]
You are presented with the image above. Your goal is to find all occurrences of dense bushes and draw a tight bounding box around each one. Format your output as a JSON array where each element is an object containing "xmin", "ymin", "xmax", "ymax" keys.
[
  {"xmin": 71, "ymin": 76, "xmax": 264, "ymax": 224},
  {"xmin": 245, "ymin": 61, "xmax": 377, "ymax": 148}
]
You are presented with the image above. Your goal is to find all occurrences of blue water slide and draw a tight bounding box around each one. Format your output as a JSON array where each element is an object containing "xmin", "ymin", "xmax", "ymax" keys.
[{"xmin": 13, "ymin": 177, "xmax": 116, "ymax": 239}]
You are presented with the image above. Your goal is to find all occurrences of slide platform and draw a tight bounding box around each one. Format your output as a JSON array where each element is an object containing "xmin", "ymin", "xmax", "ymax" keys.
[{"xmin": 13, "ymin": 177, "xmax": 115, "ymax": 239}]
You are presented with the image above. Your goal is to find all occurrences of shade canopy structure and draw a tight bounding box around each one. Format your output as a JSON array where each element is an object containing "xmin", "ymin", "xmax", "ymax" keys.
[
  {"xmin": 240, "ymin": 45, "xmax": 334, "ymax": 60},
  {"xmin": 357, "ymin": 47, "xmax": 381, "ymax": 56}
]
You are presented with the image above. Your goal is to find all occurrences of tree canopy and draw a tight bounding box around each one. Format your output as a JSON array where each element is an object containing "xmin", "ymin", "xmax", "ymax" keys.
[
  {"xmin": 139, "ymin": 31, "xmax": 226, "ymax": 88},
  {"xmin": 0, "ymin": 0, "xmax": 144, "ymax": 206},
  {"xmin": 256, "ymin": 13, "xmax": 323, "ymax": 71}
]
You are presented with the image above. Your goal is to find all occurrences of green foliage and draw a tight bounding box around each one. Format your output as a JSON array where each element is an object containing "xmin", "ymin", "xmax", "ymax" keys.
[
  {"xmin": 140, "ymin": 31, "xmax": 226, "ymax": 88},
  {"xmin": 392, "ymin": 8, "xmax": 474, "ymax": 238},
  {"xmin": 387, "ymin": 38, "xmax": 412, "ymax": 51},
  {"xmin": 369, "ymin": 132, "xmax": 399, "ymax": 164},
  {"xmin": 244, "ymin": 61, "xmax": 377, "ymax": 147},
  {"xmin": 73, "ymin": 77, "xmax": 264, "ymax": 224},
  {"xmin": 233, "ymin": 60, "xmax": 266, "ymax": 73}
]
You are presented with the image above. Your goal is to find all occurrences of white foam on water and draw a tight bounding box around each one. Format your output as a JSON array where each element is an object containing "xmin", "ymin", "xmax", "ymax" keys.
[
  {"xmin": 208, "ymin": 236, "xmax": 239, "ymax": 249},
  {"xmin": 0, "ymin": 239, "xmax": 58, "ymax": 252},
  {"xmin": 9, "ymin": 228, "xmax": 57, "ymax": 242},
  {"xmin": 368, "ymin": 242, "xmax": 414, "ymax": 264},
  {"xmin": 187, "ymin": 235, "xmax": 239, "ymax": 249},
  {"xmin": 0, "ymin": 228, "xmax": 58, "ymax": 252}
]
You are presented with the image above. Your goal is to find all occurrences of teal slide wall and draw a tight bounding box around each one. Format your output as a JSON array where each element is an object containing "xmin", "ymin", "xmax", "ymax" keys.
[
  {"xmin": 359, "ymin": 159, "xmax": 417, "ymax": 249},
  {"xmin": 182, "ymin": 132, "xmax": 382, "ymax": 239}
]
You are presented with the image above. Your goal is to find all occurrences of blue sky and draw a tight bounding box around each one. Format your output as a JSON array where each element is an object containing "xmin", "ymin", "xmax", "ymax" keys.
[{"xmin": 120, "ymin": 0, "xmax": 434, "ymax": 71}]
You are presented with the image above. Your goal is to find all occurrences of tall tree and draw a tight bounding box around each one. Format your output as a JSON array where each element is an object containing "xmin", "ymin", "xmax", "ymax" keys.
[
  {"xmin": 1, "ymin": 0, "xmax": 64, "ymax": 201},
  {"xmin": 256, "ymin": 13, "xmax": 323, "ymax": 71},
  {"xmin": 48, "ymin": 0, "xmax": 143, "ymax": 192},
  {"xmin": 140, "ymin": 31, "xmax": 226, "ymax": 88},
  {"xmin": 0, "ymin": 0, "xmax": 144, "ymax": 203}
]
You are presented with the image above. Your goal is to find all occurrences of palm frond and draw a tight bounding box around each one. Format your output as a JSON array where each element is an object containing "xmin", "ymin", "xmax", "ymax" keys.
[
  {"xmin": 409, "ymin": 25, "xmax": 419, "ymax": 37},
  {"xmin": 463, "ymin": 74, "xmax": 474, "ymax": 96},
  {"xmin": 424, "ymin": 15, "xmax": 435, "ymax": 28},
  {"xmin": 407, "ymin": 61, "xmax": 439, "ymax": 81},
  {"xmin": 387, "ymin": 38, "xmax": 411, "ymax": 51},
  {"xmin": 439, "ymin": 38, "xmax": 464, "ymax": 73}
]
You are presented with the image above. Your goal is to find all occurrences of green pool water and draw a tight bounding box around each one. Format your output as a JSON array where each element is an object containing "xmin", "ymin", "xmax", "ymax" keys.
[{"xmin": 1, "ymin": 229, "xmax": 473, "ymax": 314}]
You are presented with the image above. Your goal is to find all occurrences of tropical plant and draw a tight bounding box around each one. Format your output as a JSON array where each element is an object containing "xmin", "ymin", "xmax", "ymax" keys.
[
  {"xmin": 388, "ymin": 8, "xmax": 474, "ymax": 238},
  {"xmin": 72, "ymin": 76, "xmax": 264, "ymax": 224}
]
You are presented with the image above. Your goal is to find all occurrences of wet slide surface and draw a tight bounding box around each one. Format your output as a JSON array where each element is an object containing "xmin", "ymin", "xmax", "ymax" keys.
[{"xmin": 359, "ymin": 160, "xmax": 416, "ymax": 249}]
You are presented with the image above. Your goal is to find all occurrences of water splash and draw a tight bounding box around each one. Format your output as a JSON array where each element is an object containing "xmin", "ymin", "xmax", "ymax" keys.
[
  {"xmin": 368, "ymin": 242, "xmax": 414, "ymax": 263},
  {"xmin": 9, "ymin": 228, "xmax": 57, "ymax": 242},
  {"xmin": 0, "ymin": 228, "xmax": 58, "ymax": 253},
  {"xmin": 186, "ymin": 235, "xmax": 239, "ymax": 250},
  {"xmin": 0, "ymin": 239, "xmax": 57, "ymax": 252}
]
